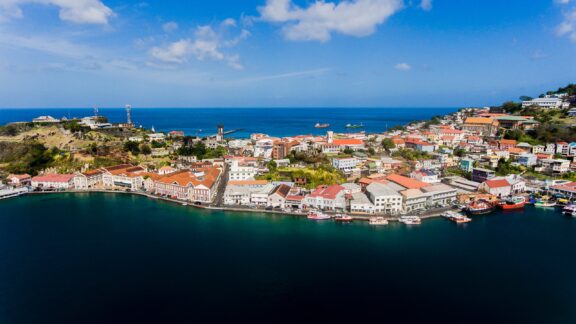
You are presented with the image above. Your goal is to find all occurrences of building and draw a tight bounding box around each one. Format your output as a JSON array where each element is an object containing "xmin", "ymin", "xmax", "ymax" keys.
[
  {"xmin": 32, "ymin": 115, "xmax": 59, "ymax": 123},
  {"xmin": 6, "ymin": 174, "xmax": 31, "ymax": 187},
  {"xmin": 479, "ymin": 179, "xmax": 511, "ymax": 197},
  {"xmin": 472, "ymin": 168, "xmax": 496, "ymax": 183},
  {"xmin": 460, "ymin": 158, "xmax": 475, "ymax": 172},
  {"xmin": 102, "ymin": 164, "xmax": 147, "ymax": 191},
  {"xmin": 74, "ymin": 169, "xmax": 105, "ymax": 190},
  {"xmin": 420, "ymin": 184, "xmax": 458, "ymax": 206},
  {"xmin": 31, "ymin": 174, "xmax": 76, "ymax": 190},
  {"xmin": 267, "ymin": 184, "xmax": 291, "ymax": 209},
  {"xmin": 350, "ymin": 192, "xmax": 376, "ymax": 214},
  {"xmin": 365, "ymin": 182, "xmax": 403, "ymax": 214},
  {"xmin": 517, "ymin": 153, "xmax": 537, "ymax": 167},
  {"xmin": 538, "ymin": 159, "xmax": 570, "ymax": 174},
  {"xmin": 304, "ymin": 185, "xmax": 346, "ymax": 211},
  {"xmin": 332, "ymin": 157, "xmax": 359, "ymax": 173},
  {"xmin": 410, "ymin": 170, "xmax": 440, "ymax": 184},
  {"xmin": 522, "ymin": 98, "xmax": 567, "ymax": 109},
  {"xmin": 461, "ymin": 117, "xmax": 499, "ymax": 136},
  {"xmin": 228, "ymin": 159, "xmax": 258, "ymax": 181},
  {"xmin": 154, "ymin": 167, "xmax": 221, "ymax": 203},
  {"xmin": 400, "ymin": 189, "xmax": 430, "ymax": 213},
  {"xmin": 223, "ymin": 185, "xmax": 251, "ymax": 205}
]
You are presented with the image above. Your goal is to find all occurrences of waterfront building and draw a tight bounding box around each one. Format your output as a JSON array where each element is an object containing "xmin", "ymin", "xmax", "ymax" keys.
[
  {"xmin": 400, "ymin": 189, "xmax": 429, "ymax": 213},
  {"xmin": 31, "ymin": 174, "xmax": 76, "ymax": 190},
  {"xmin": 285, "ymin": 195, "xmax": 305, "ymax": 209},
  {"xmin": 102, "ymin": 165, "xmax": 147, "ymax": 191},
  {"xmin": 250, "ymin": 183, "xmax": 276, "ymax": 206},
  {"xmin": 386, "ymin": 174, "xmax": 430, "ymax": 190},
  {"xmin": 350, "ymin": 192, "xmax": 376, "ymax": 214},
  {"xmin": 365, "ymin": 182, "xmax": 403, "ymax": 214},
  {"xmin": 223, "ymin": 185, "xmax": 251, "ymax": 205},
  {"xmin": 420, "ymin": 184, "xmax": 458, "ymax": 206},
  {"xmin": 6, "ymin": 174, "xmax": 31, "ymax": 187},
  {"xmin": 479, "ymin": 179, "xmax": 511, "ymax": 197},
  {"xmin": 154, "ymin": 167, "xmax": 221, "ymax": 203},
  {"xmin": 267, "ymin": 184, "xmax": 291, "ymax": 209},
  {"xmin": 304, "ymin": 185, "xmax": 346, "ymax": 211},
  {"xmin": 74, "ymin": 169, "xmax": 105, "ymax": 190}
]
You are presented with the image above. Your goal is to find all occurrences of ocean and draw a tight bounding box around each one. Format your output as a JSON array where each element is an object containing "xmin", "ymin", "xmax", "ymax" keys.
[
  {"xmin": 0, "ymin": 193, "xmax": 575, "ymax": 323},
  {"xmin": 0, "ymin": 107, "xmax": 457, "ymax": 138}
]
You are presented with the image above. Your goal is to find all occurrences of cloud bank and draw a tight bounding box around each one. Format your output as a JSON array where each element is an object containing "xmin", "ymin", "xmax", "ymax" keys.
[
  {"xmin": 258, "ymin": 0, "xmax": 404, "ymax": 42},
  {"xmin": 0, "ymin": 0, "xmax": 114, "ymax": 24}
]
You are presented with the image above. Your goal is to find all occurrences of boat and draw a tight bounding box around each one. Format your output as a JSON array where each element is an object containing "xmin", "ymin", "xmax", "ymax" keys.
[
  {"xmin": 314, "ymin": 123, "xmax": 330, "ymax": 129},
  {"xmin": 562, "ymin": 204, "xmax": 576, "ymax": 215},
  {"xmin": 534, "ymin": 198, "xmax": 556, "ymax": 208},
  {"xmin": 498, "ymin": 196, "xmax": 526, "ymax": 210},
  {"xmin": 334, "ymin": 214, "xmax": 353, "ymax": 222},
  {"xmin": 556, "ymin": 198, "xmax": 570, "ymax": 207},
  {"xmin": 399, "ymin": 216, "xmax": 421, "ymax": 225},
  {"xmin": 369, "ymin": 217, "xmax": 389, "ymax": 226},
  {"xmin": 465, "ymin": 200, "xmax": 496, "ymax": 215},
  {"xmin": 442, "ymin": 211, "xmax": 472, "ymax": 223},
  {"xmin": 307, "ymin": 210, "xmax": 331, "ymax": 220},
  {"xmin": 345, "ymin": 123, "xmax": 364, "ymax": 129}
]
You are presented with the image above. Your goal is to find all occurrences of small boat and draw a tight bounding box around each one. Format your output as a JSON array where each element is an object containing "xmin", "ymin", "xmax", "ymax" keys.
[
  {"xmin": 307, "ymin": 210, "xmax": 331, "ymax": 220},
  {"xmin": 498, "ymin": 196, "xmax": 525, "ymax": 210},
  {"xmin": 562, "ymin": 204, "xmax": 576, "ymax": 215},
  {"xmin": 465, "ymin": 200, "xmax": 495, "ymax": 215},
  {"xmin": 399, "ymin": 216, "xmax": 421, "ymax": 225},
  {"xmin": 534, "ymin": 200, "xmax": 556, "ymax": 208},
  {"xmin": 345, "ymin": 123, "xmax": 364, "ymax": 129},
  {"xmin": 334, "ymin": 214, "xmax": 353, "ymax": 222},
  {"xmin": 369, "ymin": 217, "xmax": 389, "ymax": 226},
  {"xmin": 182, "ymin": 203, "xmax": 188, "ymax": 206},
  {"xmin": 556, "ymin": 198, "xmax": 570, "ymax": 207},
  {"xmin": 314, "ymin": 123, "xmax": 330, "ymax": 129},
  {"xmin": 442, "ymin": 211, "xmax": 472, "ymax": 223}
]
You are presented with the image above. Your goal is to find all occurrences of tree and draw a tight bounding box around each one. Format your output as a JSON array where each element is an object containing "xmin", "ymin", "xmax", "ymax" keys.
[
  {"xmin": 502, "ymin": 101, "xmax": 522, "ymax": 114},
  {"xmin": 140, "ymin": 144, "xmax": 152, "ymax": 156},
  {"xmin": 368, "ymin": 147, "xmax": 376, "ymax": 156},
  {"xmin": 343, "ymin": 147, "xmax": 354, "ymax": 155},
  {"xmin": 519, "ymin": 96, "xmax": 533, "ymax": 101},
  {"xmin": 381, "ymin": 138, "xmax": 396, "ymax": 152},
  {"xmin": 123, "ymin": 141, "xmax": 140, "ymax": 155}
]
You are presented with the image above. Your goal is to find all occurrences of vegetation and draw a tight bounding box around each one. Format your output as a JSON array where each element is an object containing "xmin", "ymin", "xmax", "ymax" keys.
[
  {"xmin": 177, "ymin": 141, "xmax": 227, "ymax": 159},
  {"xmin": 392, "ymin": 148, "xmax": 433, "ymax": 161},
  {"xmin": 287, "ymin": 150, "xmax": 329, "ymax": 165},
  {"xmin": 381, "ymin": 138, "xmax": 396, "ymax": 152},
  {"xmin": 495, "ymin": 158, "xmax": 523, "ymax": 176},
  {"xmin": 0, "ymin": 123, "xmax": 34, "ymax": 136},
  {"xmin": 0, "ymin": 141, "xmax": 58, "ymax": 175},
  {"xmin": 257, "ymin": 165, "xmax": 346, "ymax": 189}
]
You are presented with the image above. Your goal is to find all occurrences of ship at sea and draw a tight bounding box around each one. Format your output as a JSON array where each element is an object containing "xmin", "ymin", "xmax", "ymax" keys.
[
  {"xmin": 345, "ymin": 123, "xmax": 364, "ymax": 129},
  {"xmin": 314, "ymin": 122, "xmax": 330, "ymax": 128}
]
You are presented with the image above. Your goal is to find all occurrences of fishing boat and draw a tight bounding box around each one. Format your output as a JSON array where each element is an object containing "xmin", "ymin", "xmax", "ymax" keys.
[
  {"xmin": 345, "ymin": 123, "xmax": 364, "ymax": 129},
  {"xmin": 498, "ymin": 196, "xmax": 525, "ymax": 210},
  {"xmin": 307, "ymin": 210, "xmax": 331, "ymax": 220},
  {"xmin": 314, "ymin": 123, "xmax": 330, "ymax": 129},
  {"xmin": 465, "ymin": 200, "xmax": 496, "ymax": 215},
  {"xmin": 534, "ymin": 198, "xmax": 556, "ymax": 207},
  {"xmin": 334, "ymin": 214, "xmax": 353, "ymax": 223},
  {"xmin": 368, "ymin": 217, "xmax": 389, "ymax": 226},
  {"xmin": 399, "ymin": 216, "xmax": 421, "ymax": 225}
]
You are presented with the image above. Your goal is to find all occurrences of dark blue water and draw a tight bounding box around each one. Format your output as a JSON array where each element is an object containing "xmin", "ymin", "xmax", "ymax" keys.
[
  {"xmin": 0, "ymin": 193, "xmax": 575, "ymax": 323},
  {"xmin": 0, "ymin": 108, "xmax": 456, "ymax": 137}
]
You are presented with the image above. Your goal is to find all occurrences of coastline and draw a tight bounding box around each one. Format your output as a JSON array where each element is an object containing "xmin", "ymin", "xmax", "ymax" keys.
[{"xmin": 18, "ymin": 190, "xmax": 452, "ymax": 222}]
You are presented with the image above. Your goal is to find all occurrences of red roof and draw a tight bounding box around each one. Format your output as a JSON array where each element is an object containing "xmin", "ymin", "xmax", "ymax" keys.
[
  {"xmin": 332, "ymin": 139, "xmax": 364, "ymax": 146},
  {"xmin": 8, "ymin": 174, "xmax": 31, "ymax": 180},
  {"xmin": 286, "ymin": 195, "xmax": 305, "ymax": 201},
  {"xmin": 32, "ymin": 174, "xmax": 75, "ymax": 183},
  {"xmin": 386, "ymin": 174, "xmax": 430, "ymax": 189},
  {"xmin": 308, "ymin": 184, "xmax": 345, "ymax": 200},
  {"xmin": 484, "ymin": 179, "xmax": 510, "ymax": 188}
]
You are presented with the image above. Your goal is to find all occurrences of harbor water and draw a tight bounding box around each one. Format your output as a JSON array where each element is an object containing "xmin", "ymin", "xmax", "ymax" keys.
[{"xmin": 0, "ymin": 193, "xmax": 575, "ymax": 323}]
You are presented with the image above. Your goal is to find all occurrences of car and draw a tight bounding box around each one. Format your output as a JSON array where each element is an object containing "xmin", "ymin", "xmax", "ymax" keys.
[{"xmin": 265, "ymin": 206, "xmax": 273, "ymax": 211}]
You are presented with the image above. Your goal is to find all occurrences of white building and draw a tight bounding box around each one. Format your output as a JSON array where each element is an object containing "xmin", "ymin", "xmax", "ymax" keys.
[
  {"xmin": 31, "ymin": 174, "xmax": 76, "ymax": 190},
  {"xmin": 350, "ymin": 192, "xmax": 376, "ymax": 214},
  {"xmin": 228, "ymin": 160, "xmax": 258, "ymax": 181},
  {"xmin": 365, "ymin": 182, "xmax": 403, "ymax": 214},
  {"xmin": 332, "ymin": 157, "xmax": 359, "ymax": 173},
  {"xmin": 254, "ymin": 139, "xmax": 274, "ymax": 158},
  {"xmin": 522, "ymin": 98, "xmax": 567, "ymax": 109}
]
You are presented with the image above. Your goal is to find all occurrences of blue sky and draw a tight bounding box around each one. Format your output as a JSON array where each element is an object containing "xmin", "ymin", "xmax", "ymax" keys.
[{"xmin": 0, "ymin": 0, "xmax": 575, "ymax": 108}]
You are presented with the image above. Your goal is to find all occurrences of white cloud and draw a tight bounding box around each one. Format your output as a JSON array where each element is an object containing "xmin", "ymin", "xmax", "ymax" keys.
[
  {"xmin": 162, "ymin": 21, "xmax": 178, "ymax": 32},
  {"xmin": 556, "ymin": 4, "xmax": 576, "ymax": 42},
  {"xmin": 258, "ymin": 0, "xmax": 404, "ymax": 42},
  {"xmin": 420, "ymin": 0, "xmax": 432, "ymax": 11},
  {"xmin": 0, "ymin": 0, "xmax": 114, "ymax": 24},
  {"xmin": 394, "ymin": 62, "xmax": 411, "ymax": 71},
  {"xmin": 556, "ymin": 0, "xmax": 570, "ymax": 4},
  {"xmin": 150, "ymin": 22, "xmax": 249, "ymax": 70}
]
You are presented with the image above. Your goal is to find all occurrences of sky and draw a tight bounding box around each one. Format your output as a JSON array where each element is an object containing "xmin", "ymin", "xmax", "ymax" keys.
[{"xmin": 0, "ymin": 0, "xmax": 575, "ymax": 108}]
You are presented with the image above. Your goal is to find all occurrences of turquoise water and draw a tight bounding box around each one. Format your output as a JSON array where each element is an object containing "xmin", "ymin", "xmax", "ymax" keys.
[{"xmin": 1, "ymin": 193, "xmax": 576, "ymax": 323}]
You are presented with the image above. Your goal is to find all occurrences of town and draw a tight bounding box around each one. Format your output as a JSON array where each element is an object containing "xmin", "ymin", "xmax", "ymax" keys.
[{"xmin": 2, "ymin": 85, "xmax": 576, "ymax": 225}]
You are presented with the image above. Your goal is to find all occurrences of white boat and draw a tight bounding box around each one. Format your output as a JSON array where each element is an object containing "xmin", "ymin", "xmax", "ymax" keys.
[
  {"xmin": 0, "ymin": 186, "xmax": 29, "ymax": 200},
  {"xmin": 562, "ymin": 204, "xmax": 576, "ymax": 215},
  {"xmin": 369, "ymin": 217, "xmax": 389, "ymax": 226},
  {"xmin": 399, "ymin": 216, "xmax": 422, "ymax": 225},
  {"xmin": 307, "ymin": 210, "xmax": 331, "ymax": 220}
]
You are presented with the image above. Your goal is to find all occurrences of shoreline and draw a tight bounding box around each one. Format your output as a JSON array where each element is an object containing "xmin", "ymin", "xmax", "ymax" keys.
[{"xmin": 17, "ymin": 190, "xmax": 451, "ymax": 222}]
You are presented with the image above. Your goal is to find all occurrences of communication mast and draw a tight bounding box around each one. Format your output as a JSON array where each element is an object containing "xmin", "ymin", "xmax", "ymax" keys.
[
  {"xmin": 93, "ymin": 106, "xmax": 99, "ymax": 117},
  {"xmin": 125, "ymin": 104, "xmax": 132, "ymax": 126}
]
